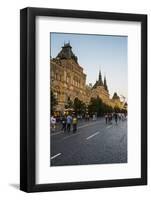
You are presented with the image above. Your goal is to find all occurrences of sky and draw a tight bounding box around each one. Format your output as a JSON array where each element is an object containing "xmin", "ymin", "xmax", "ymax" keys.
[{"xmin": 50, "ymin": 32, "xmax": 128, "ymax": 100}]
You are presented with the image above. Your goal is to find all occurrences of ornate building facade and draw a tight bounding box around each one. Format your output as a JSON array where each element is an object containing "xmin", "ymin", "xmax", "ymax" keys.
[{"xmin": 51, "ymin": 42, "xmax": 124, "ymax": 113}]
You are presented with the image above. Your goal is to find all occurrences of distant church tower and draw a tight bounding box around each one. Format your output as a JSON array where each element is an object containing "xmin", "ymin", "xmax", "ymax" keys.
[
  {"xmin": 98, "ymin": 70, "xmax": 103, "ymax": 86},
  {"xmin": 93, "ymin": 69, "xmax": 104, "ymax": 89}
]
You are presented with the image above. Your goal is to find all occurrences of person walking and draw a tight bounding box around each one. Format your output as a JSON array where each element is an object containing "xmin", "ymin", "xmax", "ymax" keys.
[
  {"xmin": 66, "ymin": 114, "xmax": 72, "ymax": 133},
  {"xmin": 108, "ymin": 113, "xmax": 112, "ymax": 124},
  {"xmin": 114, "ymin": 113, "xmax": 118, "ymax": 125},
  {"xmin": 93, "ymin": 114, "xmax": 96, "ymax": 121},
  {"xmin": 72, "ymin": 115, "xmax": 78, "ymax": 133},
  {"xmin": 61, "ymin": 115, "xmax": 67, "ymax": 133},
  {"xmin": 105, "ymin": 113, "xmax": 108, "ymax": 124},
  {"xmin": 51, "ymin": 115, "xmax": 56, "ymax": 132}
]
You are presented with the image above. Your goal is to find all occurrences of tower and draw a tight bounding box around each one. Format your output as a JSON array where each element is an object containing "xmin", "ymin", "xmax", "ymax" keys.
[
  {"xmin": 92, "ymin": 69, "xmax": 103, "ymax": 89},
  {"xmin": 56, "ymin": 42, "xmax": 78, "ymax": 63},
  {"xmin": 98, "ymin": 70, "xmax": 103, "ymax": 86},
  {"xmin": 104, "ymin": 76, "xmax": 108, "ymax": 92}
]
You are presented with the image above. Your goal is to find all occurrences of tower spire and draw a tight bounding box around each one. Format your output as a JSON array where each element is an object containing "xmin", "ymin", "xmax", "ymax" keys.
[
  {"xmin": 98, "ymin": 69, "xmax": 103, "ymax": 86},
  {"xmin": 104, "ymin": 75, "xmax": 108, "ymax": 91}
]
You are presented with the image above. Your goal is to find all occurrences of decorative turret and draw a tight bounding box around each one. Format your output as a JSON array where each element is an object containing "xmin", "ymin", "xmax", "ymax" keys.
[
  {"xmin": 112, "ymin": 92, "xmax": 120, "ymax": 100},
  {"xmin": 104, "ymin": 76, "xmax": 108, "ymax": 92},
  {"xmin": 56, "ymin": 42, "xmax": 78, "ymax": 63},
  {"xmin": 93, "ymin": 70, "xmax": 103, "ymax": 89}
]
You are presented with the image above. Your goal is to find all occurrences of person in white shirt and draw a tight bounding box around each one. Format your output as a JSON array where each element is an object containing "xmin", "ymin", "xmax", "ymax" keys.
[{"xmin": 51, "ymin": 116, "xmax": 56, "ymax": 132}]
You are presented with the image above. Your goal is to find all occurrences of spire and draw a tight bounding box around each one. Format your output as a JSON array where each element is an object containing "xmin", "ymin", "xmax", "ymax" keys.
[
  {"xmin": 98, "ymin": 70, "xmax": 103, "ymax": 86},
  {"xmin": 99, "ymin": 70, "xmax": 102, "ymax": 81},
  {"xmin": 104, "ymin": 76, "xmax": 108, "ymax": 91},
  {"xmin": 112, "ymin": 92, "xmax": 120, "ymax": 100},
  {"xmin": 92, "ymin": 69, "xmax": 104, "ymax": 89}
]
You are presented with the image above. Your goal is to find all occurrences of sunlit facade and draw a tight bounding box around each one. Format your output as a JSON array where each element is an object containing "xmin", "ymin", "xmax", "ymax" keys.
[{"xmin": 51, "ymin": 43, "xmax": 123, "ymax": 112}]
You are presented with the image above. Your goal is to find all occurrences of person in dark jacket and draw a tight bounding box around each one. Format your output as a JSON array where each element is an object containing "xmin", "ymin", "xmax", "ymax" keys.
[
  {"xmin": 114, "ymin": 113, "xmax": 118, "ymax": 125},
  {"xmin": 61, "ymin": 115, "xmax": 67, "ymax": 132}
]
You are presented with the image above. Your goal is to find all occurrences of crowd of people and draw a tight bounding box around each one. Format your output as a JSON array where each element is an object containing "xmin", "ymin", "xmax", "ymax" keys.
[
  {"xmin": 51, "ymin": 114, "xmax": 78, "ymax": 133},
  {"xmin": 51, "ymin": 112, "xmax": 127, "ymax": 133},
  {"xmin": 104, "ymin": 112, "xmax": 127, "ymax": 125}
]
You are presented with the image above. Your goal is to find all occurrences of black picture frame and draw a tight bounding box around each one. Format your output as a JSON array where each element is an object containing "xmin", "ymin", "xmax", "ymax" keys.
[{"xmin": 20, "ymin": 7, "xmax": 147, "ymax": 192}]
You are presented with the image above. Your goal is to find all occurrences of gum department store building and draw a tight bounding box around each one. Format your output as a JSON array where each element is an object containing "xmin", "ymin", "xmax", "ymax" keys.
[{"xmin": 51, "ymin": 42, "xmax": 124, "ymax": 113}]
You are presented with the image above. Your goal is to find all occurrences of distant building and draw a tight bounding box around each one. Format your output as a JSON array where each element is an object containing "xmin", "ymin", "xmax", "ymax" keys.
[
  {"xmin": 50, "ymin": 42, "xmax": 124, "ymax": 113},
  {"xmin": 90, "ymin": 71, "xmax": 110, "ymax": 105}
]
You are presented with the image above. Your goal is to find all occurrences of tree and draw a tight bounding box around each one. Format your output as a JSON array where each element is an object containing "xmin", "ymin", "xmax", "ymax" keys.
[
  {"xmin": 88, "ymin": 96, "xmax": 114, "ymax": 116},
  {"xmin": 73, "ymin": 97, "xmax": 86, "ymax": 115},
  {"xmin": 51, "ymin": 90, "xmax": 57, "ymax": 114},
  {"xmin": 88, "ymin": 96, "xmax": 103, "ymax": 116}
]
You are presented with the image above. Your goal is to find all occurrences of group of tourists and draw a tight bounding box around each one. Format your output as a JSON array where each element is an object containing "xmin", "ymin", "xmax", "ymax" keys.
[
  {"xmin": 104, "ymin": 112, "xmax": 127, "ymax": 125},
  {"xmin": 51, "ymin": 114, "xmax": 78, "ymax": 133},
  {"xmin": 51, "ymin": 112, "xmax": 127, "ymax": 133}
]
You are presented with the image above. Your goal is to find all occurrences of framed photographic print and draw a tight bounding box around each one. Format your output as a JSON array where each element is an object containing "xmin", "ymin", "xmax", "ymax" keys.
[{"xmin": 20, "ymin": 7, "xmax": 147, "ymax": 192}]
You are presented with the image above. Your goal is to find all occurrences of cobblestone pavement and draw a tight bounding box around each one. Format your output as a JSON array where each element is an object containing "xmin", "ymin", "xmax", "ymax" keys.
[{"xmin": 50, "ymin": 118, "xmax": 127, "ymax": 166}]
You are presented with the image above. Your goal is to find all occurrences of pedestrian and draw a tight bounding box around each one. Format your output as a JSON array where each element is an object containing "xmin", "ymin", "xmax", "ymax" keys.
[
  {"xmin": 85, "ymin": 113, "xmax": 90, "ymax": 121},
  {"xmin": 121, "ymin": 113, "xmax": 125, "ymax": 121},
  {"xmin": 105, "ymin": 113, "xmax": 108, "ymax": 124},
  {"xmin": 51, "ymin": 115, "xmax": 56, "ymax": 132},
  {"xmin": 66, "ymin": 114, "xmax": 72, "ymax": 133},
  {"xmin": 72, "ymin": 115, "xmax": 78, "ymax": 133},
  {"xmin": 108, "ymin": 113, "xmax": 112, "ymax": 124},
  {"xmin": 61, "ymin": 115, "xmax": 67, "ymax": 133},
  {"xmin": 118, "ymin": 113, "xmax": 121, "ymax": 121},
  {"xmin": 114, "ymin": 113, "xmax": 118, "ymax": 125},
  {"xmin": 93, "ymin": 114, "xmax": 96, "ymax": 121}
]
